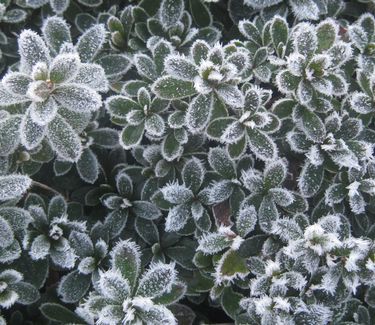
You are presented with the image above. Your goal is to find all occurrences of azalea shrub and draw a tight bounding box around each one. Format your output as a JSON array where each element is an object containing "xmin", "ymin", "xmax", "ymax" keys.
[{"xmin": 0, "ymin": 0, "xmax": 375, "ymax": 324}]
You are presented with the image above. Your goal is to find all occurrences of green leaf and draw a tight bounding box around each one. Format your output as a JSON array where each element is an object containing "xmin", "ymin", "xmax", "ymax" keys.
[
  {"xmin": 58, "ymin": 270, "xmax": 91, "ymax": 303},
  {"xmin": 296, "ymin": 105, "xmax": 326, "ymax": 143},
  {"xmin": 299, "ymin": 161, "xmax": 324, "ymax": 197},
  {"xmin": 0, "ymin": 174, "xmax": 31, "ymax": 202},
  {"xmin": 11, "ymin": 282, "xmax": 40, "ymax": 305},
  {"xmin": 271, "ymin": 16, "xmax": 288, "ymax": 48},
  {"xmin": 216, "ymin": 249, "xmax": 249, "ymax": 282},
  {"xmin": 152, "ymin": 76, "xmax": 196, "ymax": 99},
  {"xmin": 76, "ymin": 148, "xmax": 99, "ymax": 184},
  {"xmin": 153, "ymin": 281, "xmax": 186, "ymax": 305},
  {"xmin": 159, "ymin": 0, "xmax": 184, "ymax": 29},
  {"xmin": 96, "ymin": 54, "xmax": 131, "ymax": 77},
  {"xmin": 76, "ymin": 24, "xmax": 106, "ymax": 62},
  {"xmin": 186, "ymin": 93, "xmax": 213, "ymax": 133},
  {"xmin": 47, "ymin": 115, "xmax": 82, "ymax": 162},
  {"xmin": 317, "ymin": 19, "xmax": 337, "ymax": 52},
  {"xmin": 221, "ymin": 287, "xmax": 243, "ymax": 319},
  {"xmin": 208, "ymin": 147, "xmax": 236, "ymax": 179},
  {"xmin": 182, "ymin": 158, "xmax": 205, "ymax": 193},
  {"xmin": 247, "ymin": 128, "xmax": 277, "ymax": 161},
  {"xmin": 120, "ymin": 124, "xmax": 145, "ymax": 149},
  {"xmin": 264, "ymin": 160, "xmax": 287, "ymax": 189},
  {"xmin": 162, "ymin": 132, "xmax": 183, "ymax": 161},
  {"xmin": 40, "ymin": 303, "xmax": 86, "ymax": 324},
  {"xmin": 132, "ymin": 201, "xmax": 161, "ymax": 220},
  {"xmin": 189, "ymin": 0, "xmax": 212, "ymax": 27},
  {"xmin": 111, "ymin": 240, "xmax": 141, "ymax": 289}
]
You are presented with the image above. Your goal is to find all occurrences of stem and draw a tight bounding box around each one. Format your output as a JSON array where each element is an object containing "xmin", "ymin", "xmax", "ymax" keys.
[{"xmin": 31, "ymin": 181, "xmax": 64, "ymax": 197}]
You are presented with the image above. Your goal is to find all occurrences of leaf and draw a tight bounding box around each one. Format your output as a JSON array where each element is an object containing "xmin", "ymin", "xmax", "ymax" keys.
[
  {"xmin": 76, "ymin": 148, "xmax": 99, "ymax": 184},
  {"xmin": 208, "ymin": 147, "xmax": 236, "ymax": 179},
  {"xmin": 258, "ymin": 196, "xmax": 278, "ymax": 233},
  {"xmin": 106, "ymin": 95, "xmax": 140, "ymax": 118},
  {"xmin": 104, "ymin": 209, "xmax": 128, "ymax": 239},
  {"xmin": 0, "ymin": 115, "xmax": 22, "ymax": 156},
  {"xmin": 276, "ymin": 70, "xmax": 299, "ymax": 93},
  {"xmin": 0, "ymin": 174, "xmax": 31, "ymax": 201},
  {"xmin": 58, "ymin": 270, "xmax": 91, "ymax": 303},
  {"xmin": 299, "ymin": 161, "xmax": 324, "ymax": 197},
  {"xmin": 296, "ymin": 105, "xmax": 326, "ymax": 143},
  {"xmin": 189, "ymin": 0, "xmax": 212, "ymax": 27},
  {"xmin": 191, "ymin": 40, "xmax": 210, "ymax": 65},
  {"xmin": 74, "ymin": 63, "xmax": 108, "ymax": 92},
  {"xmin": 165, "ymin": 55, "xmax": 198, "ymax": 81},
  {"xmin": 236, "ymin": 202, "xmax": 257, "ymax": 238},
  {"xmin": 215, "ymin": 249, "xmax": 248, "ymax": 282},
  {"xmin": 293, "ymin": 22, "xmax": 317, "ymax": 56},
  {"xmin": 95, "ymin": 54, "xmax": 132, "ymax": 78},
  {"xmin": 351, "ymin": 92, "xmax": 373, "ymax": 114},
  {"xmin": 264, "ymin": 159, "xmax": 287, "ymax": 189},
  {"xmin": 221, "ymin": 287, "xmax": 243, "ymax": 319},
  {"xmin": 11, "ymin": 282, "xmax": 40, "ymax": 305},
  {"xmin": 182, "ymin": 158, "xmax": 205, "ymax": 193},
  {"xmin": 20, "ymin": 110, "xmax": 46, "ymax": 150},
  {"xmin": 186, "ymin": 93, "xmax": 212, "ymax": 133},
  {"xmin": 42, "ymin": 16, "xmax": 72, "ymax": 54},
  {"xmin": 76, "ymin": 24, "xmax": 106, "ymax": 62},
  {"xmin": 162, "ymin": 132, "xmax": 183, "ymax": 161},
  {"xmin": 47, "ymin": 114, "xmax": 82, "ymax": 162},
  {"xmin": 216, "ymin": 84, "xmax": 244, "ymax": 108},
  {"xmin": 316, "ymin": 19, "xmax": 337, "ymax": 51},
  {"xmin": 134, "ymin": 218, "xmax": 159, "ymax": 245},
  {"xmin": 134, "ymin": 54, "xmax": 158, "ymax": 80},
  {"xmin": 0, "ymin": 217, "xmax": 13, "ymax": 248},
  {"xmin": 247, "ymin": 128, "xmax": 278, "ymax": 161},
  {"xmin": 98, "ymin": 269, "xmax": 131, "ymax": 301},
  {"xmin": 153, "ymin": 281, "xmax": 187, "ymax": 305},
  {"xmin": 271, "ymin": 16, "xmax": 288, "ymax": 48},
  {"xmin": 161, "ymin": 184, "xmax": 193, "ymax": 204},
  {"xmin": 49, "ymin": 53, "xmax": 80, "ymax": 84},
  {"xmin": 120, "ymin": 124, "xmax": 144, "ymax": 149},
  {"xmin": 132, "ymin": 201, "xmax": 162, "ymax": 220},
  {"xmin": 159, "ymin": 0, "xmax": 184, "ymax": 29},
  {"xmin": 110, "ymin": 240, "xmax": 141, "ymax": 289},
  {"xmin": 2, "ymin": 72, "xmax": 32, "ymax": 96},
  {"xmin": 18, "ymin": 30, "xmax": 50, "ymax": 73},
  {"xmin": 165, "ymin": 203, "xmax": 191, "ymax": 232},
  {"xmin": 53, "ymin": 84, "xmax": 102, "ymax": 113},
  {"xmin": 30, "ymin": 98, "xmax": 58, "ymax": 126},
  {"xmin": 197, "ymin": 232, "xmax": 230, "ymax": 255},
  {"xmin": 152, "ymin": 76, "xmax": 196, "ymax": 99},
  {"xmin": 137, "ymin": 262, "xmax": 176, "ymax": 298},
  {"xmin": 40, "ymin": 303, "xmax": 86, "ymax": 324}
]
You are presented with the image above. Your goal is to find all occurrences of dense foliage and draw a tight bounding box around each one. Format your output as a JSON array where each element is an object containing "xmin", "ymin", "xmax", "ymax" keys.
[{"xmin": 0, "ymin": 0, "xmax": 375, "ymax": 324}]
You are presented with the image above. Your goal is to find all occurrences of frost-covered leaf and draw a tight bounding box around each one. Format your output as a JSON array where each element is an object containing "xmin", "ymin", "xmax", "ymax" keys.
[
  {"xmin": 53, "ymin": 84, "xmax": 102, "ymax": 113},
  {"xmin": 18, "ymin": 30, "xmax": 50, "ymax": 73},
  {"xmin": 42, "ymin": 16, "xmax": 72, "ymax": 54},
  {"xmin": 299, "ymin": 161, "xmax": 324, "ymax": 197},
  {"xmin": 76, "ymin": 24, "xmax": 106, "ymax": 62},
  {"xmin": 77, "ymin": 148, "xmax": 99, "ymax": 184},
  {"xmin": 165, "ymin": 55, "xmax": 198, "ymax": 81},
  {"xmin": 0, "ymin": 174, "xmax": 31, "ymax": 201},
  {"xmin": 208, "ymin": 147, "xmax": 236, "ymax": 179},
  {"xmin": 20, "ymin": 109, "xmax": 45, "ymax": 150},
  {"xmin": 161, "ymin": 183, "xmax": 193, "ymax": 204},
  {"xmin": 137, "ymin": 262, "xmax": 176, "ymax": 298},
  {"xmin": 152, "ymin": 76, "xmax": 196, "ymax": 99},
  {"xmin": 49, "ymin": 54, "xmax": 80, "ymax": 84},
  {"xmin": 182, "ymin": 158, "xmax": 205, "ymax": 193},
  {"xmin": 47, "ymin": 114, "xmax": 82, "ymax": 162},
  {"xmin": 110, "ymin": 240, "xmax": 140, "ymax": 289},
  {"xmin": 120, "ymin": 124, "xmax": 144, "ymax": 149},
  {"xmin": 236, "ymin": 202, "xmax": 257, "ymax": 238},
  {"xmin": 247, "ymin": 128, "xmax": 278, "ymax": 161},
  {"xmin": 58, "ymin": 270, "xmax": 91, "ymax": 303},
  {"xmin": 197, "ymin": 232, "xmax": 230, "ymax": 255},
  {"xmin": 186, "ymin": 93, "xmax": 212, "ymax": 133},
  {"xmin": 159, "ymin": 0, "xmax": 184, "ymax": 29}
]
